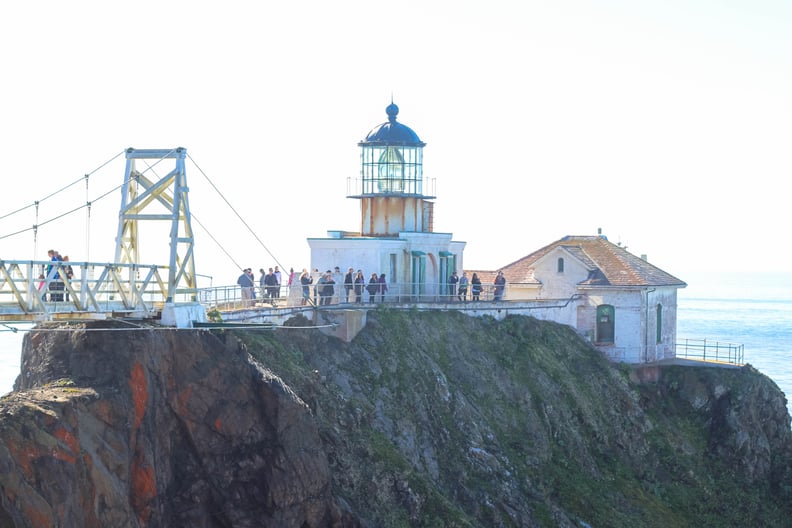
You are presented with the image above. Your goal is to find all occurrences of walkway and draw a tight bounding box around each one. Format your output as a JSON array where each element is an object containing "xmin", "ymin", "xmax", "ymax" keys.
[{"xmin": 0, "ymin": 259, "xmax": 188, "ymax": 322}]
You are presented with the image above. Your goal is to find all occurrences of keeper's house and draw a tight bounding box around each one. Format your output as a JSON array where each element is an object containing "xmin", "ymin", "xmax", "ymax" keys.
[{"xmin": 468, "ymin": 234, "xmax": 687, "ymax": 363}]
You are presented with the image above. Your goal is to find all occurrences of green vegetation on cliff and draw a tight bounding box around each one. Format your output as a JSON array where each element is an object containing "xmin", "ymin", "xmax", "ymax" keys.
[{"xmin": 239, "ymin": 310, "xmax": 792, "ymax": 527}]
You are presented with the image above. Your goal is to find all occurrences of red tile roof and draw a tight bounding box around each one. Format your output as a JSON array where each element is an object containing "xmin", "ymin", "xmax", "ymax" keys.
[{"xmin": 466, "ymin": 235, "xmax": 686, "ymax": 288}]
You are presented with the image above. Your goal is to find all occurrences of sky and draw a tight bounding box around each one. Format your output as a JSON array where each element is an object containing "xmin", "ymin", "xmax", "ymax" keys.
[{"xmin": 1, "ymin": 0, "xmax": 791, "ymax": 288}]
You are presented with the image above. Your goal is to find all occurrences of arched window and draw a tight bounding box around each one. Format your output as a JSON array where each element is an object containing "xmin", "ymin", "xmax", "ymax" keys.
[
  {"xmin": 596, "ymin": 305, "xmax": 615, "ymax": 344},
  {"xmin": 656, "ymin": 304, "xmax": 662, "ymax": 343},
  {"xmin": 557, "ymin": 257, "xmax": 564, "ymax": 273}
]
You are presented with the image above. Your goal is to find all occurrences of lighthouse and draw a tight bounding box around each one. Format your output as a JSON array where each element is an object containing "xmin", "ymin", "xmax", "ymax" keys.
[
  {"xmin": 308, "ymin": 102, "xmax": 465, "ymax": 301},
  {"xmin": 352, "ymin": 101, "xmax": 433, "ymax": 236}
]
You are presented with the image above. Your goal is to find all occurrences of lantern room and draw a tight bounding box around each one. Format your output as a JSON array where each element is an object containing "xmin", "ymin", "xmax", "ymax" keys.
[{"xmin": 348, "ymin": 102, "xmax": 436, "ymax": 236}]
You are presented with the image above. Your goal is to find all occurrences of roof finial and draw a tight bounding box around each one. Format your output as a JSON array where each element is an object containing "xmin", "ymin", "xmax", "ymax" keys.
[{"xmin": 386, "ymin": 97, "xmax": 399, "ymax": 123}]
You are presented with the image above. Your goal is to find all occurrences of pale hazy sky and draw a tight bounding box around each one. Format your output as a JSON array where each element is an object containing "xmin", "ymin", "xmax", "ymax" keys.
[{"xmin": 1, "ymin": 0, "xmax": 790, "ymax": 284}]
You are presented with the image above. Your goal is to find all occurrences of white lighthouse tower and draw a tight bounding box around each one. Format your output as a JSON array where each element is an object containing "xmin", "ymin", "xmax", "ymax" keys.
[{"xmin": 308, "ymin": 102, "xmax": 465, "ymax": 301}]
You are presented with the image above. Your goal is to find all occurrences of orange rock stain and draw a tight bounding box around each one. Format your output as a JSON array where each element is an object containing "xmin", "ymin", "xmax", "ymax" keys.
[
  {"xmin": 128, "ymin": 362, "xmax": 148, "ymax": 430},
  {"xmin": 54, "ymin": 426, "xmax": 80, "ymax": 458},
  {"xmin": 130, "ymin": 448, "xmax": 156, "ymax": 524}
]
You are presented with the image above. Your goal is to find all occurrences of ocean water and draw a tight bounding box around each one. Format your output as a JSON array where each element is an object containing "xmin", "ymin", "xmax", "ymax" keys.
[
  {"xmin": 677, "ymin": 271, "xmax": 792, "ymax": 413},
  {"xmin": 0, "ymin": 328, "xmax": 23, "ymax": 393},
  {"xmin": 1, "ymin": 272, "xmax": 790, "ymax": 411}
]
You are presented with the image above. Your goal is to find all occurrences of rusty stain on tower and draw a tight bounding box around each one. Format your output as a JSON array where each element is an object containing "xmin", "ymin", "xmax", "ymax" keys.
[{"xmin": 348, "ymin": 102, "xmax": 436, "ymax": 237}]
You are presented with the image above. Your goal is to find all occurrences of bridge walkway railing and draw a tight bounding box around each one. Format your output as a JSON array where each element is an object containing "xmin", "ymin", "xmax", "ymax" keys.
[{"xmin": 0, "ymin": 259, "xmax": 188, "ymax": 320}]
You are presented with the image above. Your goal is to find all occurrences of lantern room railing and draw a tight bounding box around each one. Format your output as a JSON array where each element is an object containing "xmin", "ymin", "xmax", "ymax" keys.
[{"xmin": 346, "ymin": 176, "xmax": 436, "ymax": 198}]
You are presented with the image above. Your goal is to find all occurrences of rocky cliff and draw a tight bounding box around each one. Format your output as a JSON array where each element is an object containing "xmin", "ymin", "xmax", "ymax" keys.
[{"xmin": 0, "ymin": 310, "xmax": 790, "ymax": 527}]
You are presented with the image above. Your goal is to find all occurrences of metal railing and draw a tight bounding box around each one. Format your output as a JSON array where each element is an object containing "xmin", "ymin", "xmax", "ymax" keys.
[
  {"xmin": 198, "ymin": 281, "xmax": 510, "ymax": 311},
  {"xmin": 675, "ymin": 338, "xmax": 745, "ymax": 365},
  {"xmin": 0, "ymin": 259, "xmax": 188, "ymax": 318},
  {"xmin": 346, "ymin": 176, "xmax": 436, "ymax": 198}
]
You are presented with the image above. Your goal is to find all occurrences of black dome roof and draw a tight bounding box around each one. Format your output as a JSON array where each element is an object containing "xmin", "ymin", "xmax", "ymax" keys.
[{"xmin": 359, "ymin": 103, "xmax": 425, "ymax": 147}]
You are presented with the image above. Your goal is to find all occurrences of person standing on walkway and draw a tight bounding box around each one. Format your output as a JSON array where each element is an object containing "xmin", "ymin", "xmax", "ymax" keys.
[
  {"xmin": 237, "ymin": 268, "xmax": 255, "ymax": 306},
  {"xmin": 247, "ymin": 269, "xmax": 256, "ymax": 302},
  {"xmin": 321, "ymin": 270, "xmax": 336, "ymax": 306},
  {"xmin": 299, "ymin": 269, "xmax": 312, "ymax": 305},
  {"xmin": 311, "ymin": 268, "xmax": 321, "ymax": 305},
  {"xmin": 259, "ymin": 269, "xmax": 267, "ymax": 301},
  {"xmin": 458, "ymin": 271, "xmax": 469, "ymax": 301},
  {"xmin": 315, "ymin": 272, "xmax": 327, "ymax": 305},
  {"xmin": 378, "ymin": 273, "xmax": 388, "ymax": 302},
  {"xmin": 447, "ymin": 271, "xmax": 459, "ymax": 302},
  {"xmin": 493, "ymin": 270, "xmax": 506, "ymax": 301},
  {"xmin": 274, "ymin": 266, "xmax": 282, "ymax": 298},
  {"xmin": 344, "ymin": 267, "xmax": 354, "ymax": 303},
  {"xmin": 471, "ymin": 273, "xmax": 482, "ymax": 301},
  {"xmin": 47, "ymin": 249, "xmax": 64, "ymax": 302},
  {"xmin": 366, "ymin": 273, "xmax": 379, "ymax": 303},
  {"xmin": 265, "ymin": 268, "xmax": 278, "ymax": 301},
  {"xmin": 331, "ymin": 266, "xmax": 343, "ymax": 304},
  {"xmin": 62, "ymin": 255, "xmax": 74, "ymax": 302},
  {"xmin": 354, "ymin": 270, "xmax": 365, "ymax": 303}
]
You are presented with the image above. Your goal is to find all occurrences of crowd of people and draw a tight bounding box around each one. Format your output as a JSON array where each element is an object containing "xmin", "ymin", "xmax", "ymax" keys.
[
  {"xmin": 298, "ymin": 267, "xmax": 389, "ymax": 306},
  {"xmin": 236, "ymin": 265, "xmax": 292, "ymax": 305},
  {"xmin": 446, "ymin": 270, "xmax": 505, "ymax": 301},
  {"xmin": 236, "ymin": 265, "xmax": 508, "ymax": 306}
]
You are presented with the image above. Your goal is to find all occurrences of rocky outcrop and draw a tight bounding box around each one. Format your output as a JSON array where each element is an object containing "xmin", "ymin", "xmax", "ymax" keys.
[
  {"xmin": 0, "ymin": 311, "xmax": 790, "ymax": 527},
  {"xmin": 0, "ymin": 321, "xmax": 358, "ymax": 527},
  {"xmin": 649, "ymin": 364, "xmax": 792, "ymax": 483}
]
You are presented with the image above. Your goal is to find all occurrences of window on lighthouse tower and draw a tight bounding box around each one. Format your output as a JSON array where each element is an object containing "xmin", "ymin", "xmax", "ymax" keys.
[{"xmin": 378, "ymin": 147, "xmax": 405, "ymax": 193}]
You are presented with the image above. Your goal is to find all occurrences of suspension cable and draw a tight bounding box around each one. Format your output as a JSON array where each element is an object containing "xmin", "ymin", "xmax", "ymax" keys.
[
  {"xmin": 191, "ymin": 213, "xmax": 244, "ymax": 271},
  {"xmin": 187, "ymin": 153, "xmax": 286, "ymax": 271},
  {"xmin": 0, "ymin": 180, "xmax": 125, "ymax": 242},
  {"xmin": 0, "ymin": 150, "xmax": 125, "ymax": 222}
]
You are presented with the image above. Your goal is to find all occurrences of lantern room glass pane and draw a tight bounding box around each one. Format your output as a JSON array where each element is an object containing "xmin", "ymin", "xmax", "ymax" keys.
[
  {"xmin": 378, "ymin": 147, "xmax": 405, "ymax": 192},
  {"xmin": 361, "ymin": 145, "xmax": 423, "ymax": 195}
]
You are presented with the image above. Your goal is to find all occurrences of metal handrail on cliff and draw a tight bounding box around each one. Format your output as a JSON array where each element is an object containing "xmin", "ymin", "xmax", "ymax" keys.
[{"xmin": 675, "ymin": 338, "xmax": 745, "ymax": 365}]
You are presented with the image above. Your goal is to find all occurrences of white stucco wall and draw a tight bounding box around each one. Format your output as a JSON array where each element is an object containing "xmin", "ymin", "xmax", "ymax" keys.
[
  {"xmin": 533, "ymin": 248, "xmax": 590, "ymax": 299},
  {"xmin": 308, "ymin": 237, "xmax": 405, "ymax": 281},
  {"xmin": 308, "ymin": 231, "xmax": 466, "ymax": 302},
  {"xmin": 645, "ymin": 287, "xmax": 679, "ymax": 362},
  {"xmin": 577, "ymin": 286, "xmax": 679, "ymax": 363}
]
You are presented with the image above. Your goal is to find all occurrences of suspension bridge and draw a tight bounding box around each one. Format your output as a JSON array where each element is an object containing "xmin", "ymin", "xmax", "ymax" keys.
[{"xmin": 0, "ymin": 147, "xmax": 258, "ymax": 328}]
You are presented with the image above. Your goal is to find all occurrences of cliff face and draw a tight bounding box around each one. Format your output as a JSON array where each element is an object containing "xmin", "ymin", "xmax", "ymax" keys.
[
  {"xmin": 0, "ymin": 311, "xmax": 790, "ymax": 527},
  {"xmin": 0, "ymin": 321, "xmax": 357, "ymax": 528}
]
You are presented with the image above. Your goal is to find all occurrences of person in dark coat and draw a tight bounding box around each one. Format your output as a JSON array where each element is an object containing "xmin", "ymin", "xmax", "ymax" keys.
[
  {"xmin": 321, "ymin": 271, "xmax": 335, "ymax": 305},
  {"xmin": 471, "ymin": 272, "xmax": 482, "ymax": 301},
  {"xmin": 378, "ymin": 273, "xmax": 388, "ymax": 302},
  {"xmin": 344, "ymin": 267, "xmax": 354, "ymax": 303},
  {"xmin": 493, "ymin": 270, "xmax": 506, "ymax": 301},
  {"xmin": 264, "ymin": 268, "xmax": 278, "ymax": 301},
  {"xmin": 366, "ymin": 273, "xmax": 379, "ymax": 303},
  {"xmin": 354, "ymin": 270, "xmax": 365, "ymax": 303},
  {"xmin": 447, "ymin": 271, "xmax": 459, "ymax": 301}
]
